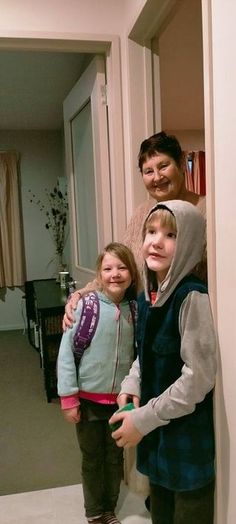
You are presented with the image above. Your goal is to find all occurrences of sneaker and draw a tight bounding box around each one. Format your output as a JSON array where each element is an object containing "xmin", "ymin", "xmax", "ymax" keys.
[
  {"xmin": 87, "ymin": 516, "xmax": 104, "ymax": 524},
  {"xmin": 103, "ymin": 512, "xmax": 121, "ymax": 524}
]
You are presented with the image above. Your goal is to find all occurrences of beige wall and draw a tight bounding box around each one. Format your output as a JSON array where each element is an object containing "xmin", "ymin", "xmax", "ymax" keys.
[
  {"xmin": 0, "ymin": 0, "xmax": 145, "ymax": 35},
  {"xmin": 159, "ymin": 0, "xmax": 204, "ymax": 131},
  {"xmin": 203, "ymin": 1, "xmax": 236, "ymax": 522},
  {"xmin": 167, "ymin": 130, "xmax": 205, "ymax": 151}
]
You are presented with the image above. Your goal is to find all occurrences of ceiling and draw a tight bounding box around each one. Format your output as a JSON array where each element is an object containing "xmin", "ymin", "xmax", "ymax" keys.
[
  {"xmin": 0, "ymin": 0, "xmax": 203, "ymax": 132},
  {"xmin": 0, "ymin": 50, "xmax": 93, "ymax": 130}
]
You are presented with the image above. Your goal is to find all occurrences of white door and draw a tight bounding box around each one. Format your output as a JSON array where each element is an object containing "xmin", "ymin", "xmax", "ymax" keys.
[{"xmin": 63, "ymin": 55, "xmax": 112, "ymax": 287}]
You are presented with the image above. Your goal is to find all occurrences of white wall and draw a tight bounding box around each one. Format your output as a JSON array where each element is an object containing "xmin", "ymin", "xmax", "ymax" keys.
[
  {"xmin": 0, "ymin": 0, "xmax": 145, "ymax": 35},
  {"xmin": 208, "ymin": 2, "xmax": 236, "ymax": 522},
  {"xmin": 0, "ymin": 130, "xmax": 67, "ymax": 330}
]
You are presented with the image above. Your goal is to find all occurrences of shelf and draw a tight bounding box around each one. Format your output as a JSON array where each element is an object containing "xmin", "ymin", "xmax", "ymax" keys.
[{"xmin": 25, "ymin": 278, "xmax": 66, "ymax": 402}]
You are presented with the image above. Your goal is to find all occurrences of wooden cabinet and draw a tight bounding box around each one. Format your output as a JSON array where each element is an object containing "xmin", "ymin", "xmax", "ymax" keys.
[{"xmin": 26, "ymin": 279, "xmax": 67, "ymax": 402}]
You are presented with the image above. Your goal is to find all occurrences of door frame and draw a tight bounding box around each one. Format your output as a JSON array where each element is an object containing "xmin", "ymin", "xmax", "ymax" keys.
[
  {"xmin": 0, "ymin": 33, "xmax": 126, "ymax": 241},
  {"xmin": 63, "ymin": 55, "xmax": 113, "ymax": 285},
  {"xmin": 129, "ymin": 2, "xmax": 219, "ymax": 521}
]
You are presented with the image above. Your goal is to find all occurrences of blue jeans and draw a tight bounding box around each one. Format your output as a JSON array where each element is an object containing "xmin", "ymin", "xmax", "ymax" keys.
[
  {"xmin": 76, "ymin": 400, "xmax": 123, "ymax": 518},
  {"xmin": 149, "ymin": 480, "xmax": 215, "ymax": 524}
]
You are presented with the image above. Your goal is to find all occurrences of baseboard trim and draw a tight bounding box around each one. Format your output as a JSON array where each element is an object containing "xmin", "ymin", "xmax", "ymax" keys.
[{"xmin": 0, "ymin": 324, "xmax": 25, "ymax": 331}]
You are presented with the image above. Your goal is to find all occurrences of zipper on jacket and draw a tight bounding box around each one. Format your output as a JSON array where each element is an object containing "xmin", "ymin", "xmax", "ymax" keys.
[{"xmin": 111, "ymin": 305, "xmax": 121, "ymax": 392}]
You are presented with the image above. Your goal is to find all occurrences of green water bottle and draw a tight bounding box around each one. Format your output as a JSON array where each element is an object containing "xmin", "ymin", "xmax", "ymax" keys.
[{"xmin": 109, "ymin": 402, "xmax": 135, "ymax": 432}]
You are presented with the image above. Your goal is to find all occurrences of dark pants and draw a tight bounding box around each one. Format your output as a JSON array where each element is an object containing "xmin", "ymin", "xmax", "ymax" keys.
[
  {"xmin": 149, "ymin": 480, "xmax": 215, "ymax": 524},
  {"xmin": 76, "ymin": 401, "xmax": 123, "ymax": 519}
]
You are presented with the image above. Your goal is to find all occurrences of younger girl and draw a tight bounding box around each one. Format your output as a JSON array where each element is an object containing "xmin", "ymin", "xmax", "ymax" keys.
[{"xmin": 57, "ymin": 242, "xmax": 139, "ymax": 524}]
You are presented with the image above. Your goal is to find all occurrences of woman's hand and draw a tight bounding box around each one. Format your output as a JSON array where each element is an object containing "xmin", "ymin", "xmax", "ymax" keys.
[
  {"xmin": 109, "ymin": 410, "xmax": 143, "ymax": 448},
  {"xmin": 62, "ymin": 291, "xmax": 81, "ymax": 331},
  {"xmin": 63, "ymin": 406, "xmax": 81, "ymax": 423},
  {"xmin": 62, "ymin": 279, "xmax": 99, "ymax": 331}
]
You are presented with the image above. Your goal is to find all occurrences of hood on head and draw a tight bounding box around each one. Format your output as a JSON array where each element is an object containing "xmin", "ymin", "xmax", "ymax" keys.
[{"xmin": 142, "ymin": 199, "xmax": 206, "ymax": 306}]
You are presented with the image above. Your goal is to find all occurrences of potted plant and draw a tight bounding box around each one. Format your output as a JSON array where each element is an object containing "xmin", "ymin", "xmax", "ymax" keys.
[{"xmin": 28, "ymin": 180, "xmax": 69, "ymax": 275}]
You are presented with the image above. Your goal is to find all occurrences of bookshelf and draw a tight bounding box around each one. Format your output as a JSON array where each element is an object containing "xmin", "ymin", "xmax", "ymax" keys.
[{"xmin": 26, "ymin": 279, "xmax": 67, "ymax": 402}]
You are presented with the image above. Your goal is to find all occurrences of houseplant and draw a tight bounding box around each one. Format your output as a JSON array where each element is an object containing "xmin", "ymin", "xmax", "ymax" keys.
[{"xmin": 28, "ymin": 181, "xmax": 69, "ymax": 273}]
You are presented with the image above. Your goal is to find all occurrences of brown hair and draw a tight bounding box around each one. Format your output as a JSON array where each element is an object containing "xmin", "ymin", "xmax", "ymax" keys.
[
  {"xmin": 144, "ymin": 208, "xmax": 177, "ymax": 238},
  {"xmin": 138, "ymin": 131, "xmax": 184, "ymax": 172},
  {"xmin": 143, "ymin": 208, "xmax": 177, "ymax": 292},
  {"xmin": 96, "ymin": 242, "xmax": 140, "ymax": 300}
]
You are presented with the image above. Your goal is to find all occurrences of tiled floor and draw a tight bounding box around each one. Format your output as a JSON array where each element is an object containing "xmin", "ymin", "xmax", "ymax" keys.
[{"xmin": 0, "ymin": 482, "xmax": 151, "ymax": 524}]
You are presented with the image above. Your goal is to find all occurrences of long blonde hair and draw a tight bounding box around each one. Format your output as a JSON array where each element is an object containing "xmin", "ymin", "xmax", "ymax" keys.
[{"xmin": 96, "ymin": 242, "xmax": 140, "ymax": 300}]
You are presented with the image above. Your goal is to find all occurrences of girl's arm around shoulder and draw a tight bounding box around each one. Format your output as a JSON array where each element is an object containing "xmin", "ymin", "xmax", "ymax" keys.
[{"xmin": 63, "ymin": 279, "xmax": 100, "ymax": 330}]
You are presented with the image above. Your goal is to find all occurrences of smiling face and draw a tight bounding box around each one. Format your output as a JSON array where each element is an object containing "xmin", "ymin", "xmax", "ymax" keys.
[
  {"xmin": 142, "ymin": 153, "xmax": 185, "ymax": 202},
  {"xmin": 142, "ymin": 211, "xmax": 177, "ymax": 283},
  {"xmin": 98, "ymin": 252, "xmax": 132, "ymax": 303}
]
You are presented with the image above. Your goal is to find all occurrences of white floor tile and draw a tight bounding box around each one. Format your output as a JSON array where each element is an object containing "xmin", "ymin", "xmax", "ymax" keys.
[{"xmin": 0, "ymin": 483, "xmax": 151, "ymax": 524}]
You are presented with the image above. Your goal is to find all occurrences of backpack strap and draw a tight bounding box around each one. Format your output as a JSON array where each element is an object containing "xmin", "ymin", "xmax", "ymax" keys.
[
  {"xmin": 129, "ymin": 299, "xmax": 137, "ymax": 326},
  {"xmin": 73, "ymin": 291, "xmax": 100, "ymax": 367}
]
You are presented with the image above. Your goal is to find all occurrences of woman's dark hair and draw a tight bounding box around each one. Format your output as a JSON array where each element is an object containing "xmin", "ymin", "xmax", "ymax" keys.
[{"xmin": 138, "ymin": 131, "xmax": 183, "ymax": 171}]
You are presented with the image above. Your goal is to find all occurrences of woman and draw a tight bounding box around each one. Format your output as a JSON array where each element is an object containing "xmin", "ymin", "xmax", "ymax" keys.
[{"xmin": 122, "ymin": 132, "xmax": 205, "ymax": 273}]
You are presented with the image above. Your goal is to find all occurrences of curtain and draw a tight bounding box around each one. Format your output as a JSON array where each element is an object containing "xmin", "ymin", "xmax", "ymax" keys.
[
  {"xmin": 184, "ymin": 150, "xmax": 206, "ymax": 196},
  {"xmin": 0, "ymin": 152, "xmax": 26, "ymax": 287}
]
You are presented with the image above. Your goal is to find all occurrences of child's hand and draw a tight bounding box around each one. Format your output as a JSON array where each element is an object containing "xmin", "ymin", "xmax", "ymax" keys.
[
  {"xmin": 117, "ymin": 394, "xmax": 140, "ymax": 408},
  {"xmin": 63, "ymin": 406, "xmax": 81, "ymax": 423},
  {"xmin": 110, "ymin": 411, "xmax": 143, "ymax": 448}
]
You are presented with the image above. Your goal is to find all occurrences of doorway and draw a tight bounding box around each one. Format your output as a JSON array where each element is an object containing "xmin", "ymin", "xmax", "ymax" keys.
[{"xmin": 0, "ymin": 35, "xmax": 125, "ymax": 333}]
